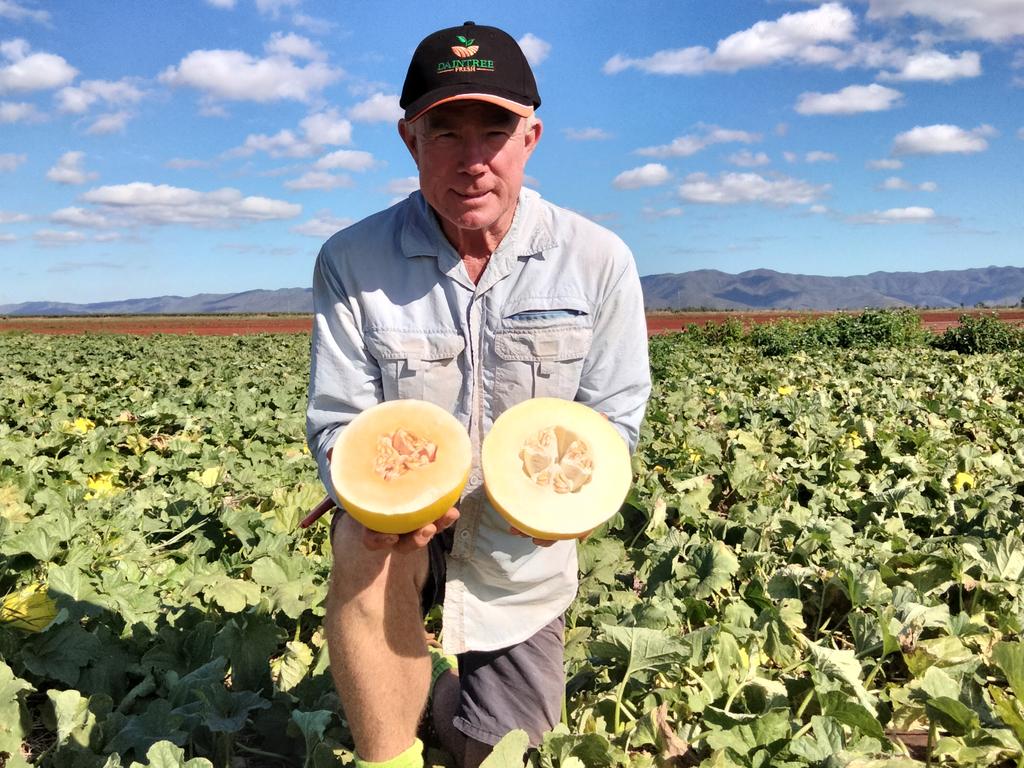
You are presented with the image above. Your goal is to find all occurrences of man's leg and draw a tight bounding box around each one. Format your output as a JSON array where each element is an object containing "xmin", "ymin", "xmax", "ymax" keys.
[
  {"xmin": 430, "ymin": 671, "xmax": 492, "ymax": 768},
  {"xmin": 325, "ymin": 513, "xmax": 431, "ymax": 762}
]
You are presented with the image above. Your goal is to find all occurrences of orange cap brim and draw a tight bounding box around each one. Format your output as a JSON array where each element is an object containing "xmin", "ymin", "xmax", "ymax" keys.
[{"xmin": 407, "ymin": 93, "xmax": 534, "ymax": 123}]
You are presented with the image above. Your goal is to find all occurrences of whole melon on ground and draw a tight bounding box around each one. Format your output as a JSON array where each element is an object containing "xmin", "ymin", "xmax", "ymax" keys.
[
  {"xmin": 482, "ymin": 398, "xmax": 633, "ymax": 540},
  {"xmin": 330, "ymin": 399, "xmax": 471, "ymax": 534}
]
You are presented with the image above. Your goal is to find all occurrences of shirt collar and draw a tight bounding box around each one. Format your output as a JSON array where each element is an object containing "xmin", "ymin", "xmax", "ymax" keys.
[{"xmin": 400, "ymin": 188, "xmax": 556, "ymax": 261}]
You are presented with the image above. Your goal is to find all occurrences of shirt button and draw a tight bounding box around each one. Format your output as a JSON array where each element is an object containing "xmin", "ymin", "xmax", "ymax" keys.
[
  {"xmin": 470, "ymin": 472, "xmax": 481, "ymax": 485},
  {"xmin": 459, "ymin": 530, "xmax": 471, "ymax": 540}
]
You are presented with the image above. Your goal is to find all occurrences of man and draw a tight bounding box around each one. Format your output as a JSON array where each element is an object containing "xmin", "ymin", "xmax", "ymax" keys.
[{"xmin": 306, "ymin": 21, "xmax": 650, "ymax": 768}]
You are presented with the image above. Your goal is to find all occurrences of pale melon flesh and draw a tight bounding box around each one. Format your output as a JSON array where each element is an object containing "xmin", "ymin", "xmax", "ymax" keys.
[
  {"xmin": 330, "ymin": 399, "xmax": 471, "ymax": 534},
  {"xmin": 482, "ymin": 398, "xmax": 632, "ymax": 540}
]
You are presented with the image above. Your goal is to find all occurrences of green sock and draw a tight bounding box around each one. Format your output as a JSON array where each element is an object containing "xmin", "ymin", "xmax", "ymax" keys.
[{"xmin": 354, "ymin": 738, "xmax": 424, "ymax": 768}]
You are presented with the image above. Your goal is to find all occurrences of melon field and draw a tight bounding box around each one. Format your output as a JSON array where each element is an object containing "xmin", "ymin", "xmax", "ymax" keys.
[{"xmin": 2, "ymin": 313, "xmax": 1024, "ymax": 767}]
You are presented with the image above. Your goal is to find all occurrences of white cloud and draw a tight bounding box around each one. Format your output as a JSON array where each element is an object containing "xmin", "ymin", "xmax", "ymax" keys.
[
  {"xmin": 882, "ymin": 175, "xmax": 911, "ymax": 190},
  {"xmin": 605, "ymin": 3, "xmax": 856, "ymax": 75},
  {"xmin": 291, "ymin": 211, "xmax": 354, "ymax": 238},
  {"xmin": 809, "ymin": 204, "xmax": 829, "ymax": 214},
  {"xmin": 34, "ymin": 228, "xmax": 87, "ymax": 246},
  {"xmin": 0, "ymin": 209, "xmax": 29, "ymax": 222},
  {"xmin": 637, "ymin": 126, "xmax": 760, "ymax": 157},
  {"xmin": 796, "ymin": 83, "xmax": 902, "ymax": 115},
  {"xmin": 0, "ymin": 99, "xmax": 42, "ymax": 122},
  {"xmin": 612, "ymin": 163, "xmax": 672, "ymax": 190},
  {"xmin": 0, "ymin": 39, "xmax": 77, "ymax": 92},
  {"xmin": 315, "ymin": 149, "xmax": 376, "ymax": 172},
  {"xmin": 165, "ymin": 157, "xmax": 210, "ymax": 170},
  {"xmin": 728, "ymin": 150, "xmax": 771, "ymax": 167},
  {"xmin": 678, "ymin": 171, "xmax": 828, "ymax": 205},
  {"xmin": 0, "ymin": 1, "xmax": 51, "ymax": 23},
  {"xmin": 205, "ymin": 0, "xmax": 235, "ymax": 8},
  {"xmin": 866, "ymin": 0, "xmax": 1024, "ymax": 42},
  {"xmin": 783, "ymin": 151, "xmax": 798, "ymax": 163},
  {"xmin": 0, "ymin": 152, "xmax": 25, "ymax": 171},
  {"xmin": 641, "ymin": 206, "xmax": 684, "ymax": 219},
  {"xmin": 387, "ymin": 176, "xmax": 419, "ymax": 196},
  {"xmin": 868, "ymin": 158, "xmax": 903, "ymax": 169},
  {"xmin": 300, "ymin": 109, "xmax": 351, "ymax": 145},
  {"xmin": 349, "ymin": 92, "xmax": 402, "ymax": 123},
  {"xmin": 881, "ymin": 175, "xmax": 911, "ymax": 190},
  {"xmin": 265, "ymin": 32, "xmax": 325, "ymax": 61},
  {"xmin": 46, "ymin": 151, "xmax": 97, "ymax": 185},
  {"xmin": 853, "ymin": 206, "xmax": 937, "ymax": 224},
  {"xmin": 50, "ymin": 206, "xmax": 111, "ymax": 228},
  {"xmin": 805, "ymin": 150, "xmax": 837, "ymax": 163},
  {"xmin": 892, "ymin": 123, "xmax": 995, "ymax": 154},
  {"xmin": 518, "ymin": 33, "xmax": 551, "ymax": 66},
  {"xmin": 0, "ymin": 233, "xmax": 15, "ymax": 242},
  {"xmin": 87, "ymin": 110, "xmax": 132, "ymax": 134},
  {"xmin": 232, "ymin": 108, "xmax": 352, "ymax": 158},
  {"xmin": 1018, "ymin": 127, "xmax": 1024, "ymax": 140},
  {"xmin": 284, "ymin": 171, "xmax": 354, "ymax": 191},
  {"xmin": 880, "ymin": 176, "xmax": 938, "ymax": 192},
  {"xmin": 879, "ymin": 50, "xmax": 981, "ymax": 82},
  {"xmin": 80, "ymin": 182, "xmax": 301, "ymax": 225},
  {"xmin": 159, "ymin": 39, "xmax": 342, "ymax": 103},
  {"xmin": 255, "ymin": 0, "xmax": 299, "ymax": 17},
  {"xmin": 56, "ymin": 77, "xmax": 144, "ymax": 114},
  {"xmin": 564, "ymin": 127, "xmax": 612, "ymax": 141},
  {"xmin": 292, "ymin": 13, "xmax": 335, "ymax": 35}
]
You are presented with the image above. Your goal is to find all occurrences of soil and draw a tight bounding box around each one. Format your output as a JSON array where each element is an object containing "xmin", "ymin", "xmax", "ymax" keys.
[{"xmin": 2, "ymin": 309, "xmax": 1023, "ymax": 336}]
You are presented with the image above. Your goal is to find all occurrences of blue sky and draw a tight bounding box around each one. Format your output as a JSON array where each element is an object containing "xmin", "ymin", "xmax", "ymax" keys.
[{"xmin": 1, "ymin": 0, "xmax": 1022, "ymax": 305}]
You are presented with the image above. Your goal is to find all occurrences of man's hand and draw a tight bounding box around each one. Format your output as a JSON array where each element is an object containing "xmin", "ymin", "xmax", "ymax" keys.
[{"xmin": 363, "ymin": 507, "xmax": 460, "ymax": 553}]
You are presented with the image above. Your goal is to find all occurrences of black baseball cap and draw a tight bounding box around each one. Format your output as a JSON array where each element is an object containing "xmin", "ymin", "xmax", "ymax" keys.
[{"xmin": 400, "ymin": 21, "xmax": 541, "ymax": 122}]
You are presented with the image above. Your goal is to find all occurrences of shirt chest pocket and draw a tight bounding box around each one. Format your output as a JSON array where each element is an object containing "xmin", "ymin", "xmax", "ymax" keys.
[
  {"xmin": 366, "ymin": 331, "xmax": 466, "ymax": 413},
  {"xmin": 493, "ymin": 323, "xmax": 593, "ymax": 404}
]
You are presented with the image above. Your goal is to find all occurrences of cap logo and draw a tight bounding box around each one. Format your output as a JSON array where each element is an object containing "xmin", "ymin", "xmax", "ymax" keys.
[
  {"xmin": 451, "ymin": 35, "xmax": 479, "ymax": 58},
  {"xmin": 437, "ymin": 34, "xmax": 494, "ymax": 74}
]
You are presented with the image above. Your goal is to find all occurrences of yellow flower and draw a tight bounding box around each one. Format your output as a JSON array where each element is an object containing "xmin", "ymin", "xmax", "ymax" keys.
[
  {"xmin": 63, "ymin": 417, "xmax": 95, "ymax": 434},
  {"xmin": 689, "ymin": 451, "xmax": 701, "ymax": 463},
  {"xmin": 777, "ymin": 385, "xmax": 795, "ymax": 396},
  {"xmin": 705, "ymin": 386, "xmax": 717, "ymax": 395},
  {"xmin": 0, "ymin": 583, "xmax": 57, "ymax": 632},
  {"xmin": 85, "ymin": 472, "xmax": 120, "ymax": 499},
  {"xmin": 845, "ymin": 431, "xmax": 863, "ymax": 449},
  {"xmin": 953, "ymin": 472, "xmax": 975, "ymax": 493}
]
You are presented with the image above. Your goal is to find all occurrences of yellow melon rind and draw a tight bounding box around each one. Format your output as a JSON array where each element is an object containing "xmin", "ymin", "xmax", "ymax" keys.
[
  {"xmin": 482, "ymin": 398, "xmax": 632, "ymax": 540},
  {"xmin": 329, "ymin": 400, "xmax": 471, "ymax": 535}
]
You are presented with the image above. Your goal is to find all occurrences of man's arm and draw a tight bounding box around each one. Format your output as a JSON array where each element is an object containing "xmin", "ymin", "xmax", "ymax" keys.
[
  {"xmin": 306, "ymin": 245, "xmax": 382, "ymax": 505},
  {"xmin": 305, "ymin": 245, "xmax": 461, "ymax": 549},
  {"xmin": 576, "ymin": 254, "xmax": 652, "ymax": 454}
]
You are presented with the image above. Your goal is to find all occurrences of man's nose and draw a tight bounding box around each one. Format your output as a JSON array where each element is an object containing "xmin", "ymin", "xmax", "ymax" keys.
[{"xmin": 458, "ymin": 133, "xmax": 490, "ymax": 171}]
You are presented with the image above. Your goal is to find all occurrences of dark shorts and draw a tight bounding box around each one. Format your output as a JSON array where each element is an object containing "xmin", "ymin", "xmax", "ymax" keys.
[{"xmin": 331, "ymin": 511, "xmax": 565, "ymax": 747}]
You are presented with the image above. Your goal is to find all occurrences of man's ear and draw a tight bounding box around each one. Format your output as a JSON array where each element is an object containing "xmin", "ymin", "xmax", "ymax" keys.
[
  {"xmin": 524, "ymin": 117, "xmax": 542, "ymax": 159},
  {"xmin": 398, "ymin": 118, "xmax": 419, "ymax": 165}
]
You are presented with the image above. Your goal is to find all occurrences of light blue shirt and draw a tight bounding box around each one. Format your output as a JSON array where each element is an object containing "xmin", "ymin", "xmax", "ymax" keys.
[{"xmin": 307, "ymin": 188, "xmax": 651, "ymax": 653}]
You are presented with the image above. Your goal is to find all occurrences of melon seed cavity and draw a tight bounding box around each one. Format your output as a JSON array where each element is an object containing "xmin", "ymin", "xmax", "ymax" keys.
[
  {"xmin": 520, "ymin": 426, "xmax": 594, "ymax": 493},
  {"xmin": 374, "ymin": 428, "xmax": 438, "ymax": 480}
]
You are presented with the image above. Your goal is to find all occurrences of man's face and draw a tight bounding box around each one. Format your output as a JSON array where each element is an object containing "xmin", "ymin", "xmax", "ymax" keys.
[{"xmin": 399, "ymin": 101, "xmax": 541, "ymax": 246}]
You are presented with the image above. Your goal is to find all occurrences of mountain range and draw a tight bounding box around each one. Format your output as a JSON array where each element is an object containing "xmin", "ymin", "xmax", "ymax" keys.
[{"xmin": 2, "ymin": 266, "xmax": 1021, "ymax": 315}]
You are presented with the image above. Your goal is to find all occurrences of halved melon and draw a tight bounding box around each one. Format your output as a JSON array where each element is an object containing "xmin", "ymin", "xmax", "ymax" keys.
[
  {"xmin": 482, "ymin": 398, "xmax": 632, "ymax": 540},
  {"xmin": 329, "ymin": 400, "xmax": 471, "ymax": 534}
]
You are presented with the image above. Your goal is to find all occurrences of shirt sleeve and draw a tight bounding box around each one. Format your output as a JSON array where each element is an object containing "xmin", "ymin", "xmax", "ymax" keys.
[
  {"xmin": 575, "ymin": 252, "xmax": 652, "ymax": 454},
  {"xmin": 305, "ymin": 244, "xmax": 383, "ymax": 503}
]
